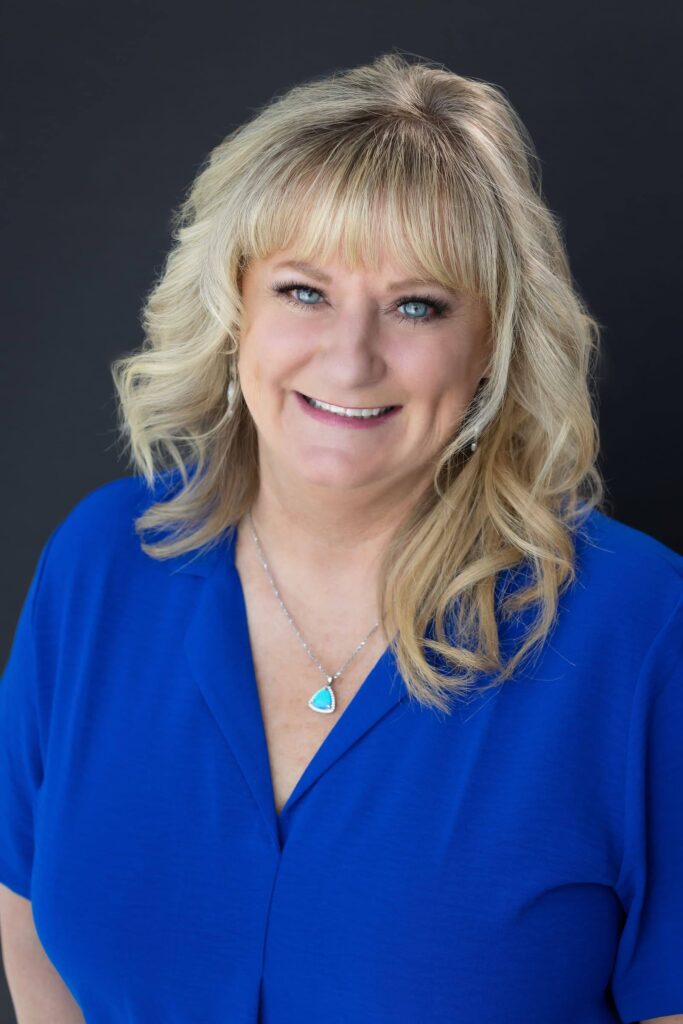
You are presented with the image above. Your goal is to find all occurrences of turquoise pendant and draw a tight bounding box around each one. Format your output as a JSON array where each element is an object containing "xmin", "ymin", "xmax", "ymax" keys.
[{"xmin": 308, "ymin": 678, "xmax": 336, "ymax": 714}]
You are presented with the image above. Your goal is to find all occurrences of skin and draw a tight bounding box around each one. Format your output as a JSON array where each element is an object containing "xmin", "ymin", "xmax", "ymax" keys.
[{"xmin": 236, "ymin": 246, "xmax": 492, "ymax": 600}]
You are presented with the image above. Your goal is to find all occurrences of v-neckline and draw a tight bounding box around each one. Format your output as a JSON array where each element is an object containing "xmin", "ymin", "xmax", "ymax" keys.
[
  {"xmin": 226, "ymin": 526, "xmax": 396, "ymax": 816},
  {"xmin": 182, "ymin": 524, "xmax": 410, "ymax": 849}
]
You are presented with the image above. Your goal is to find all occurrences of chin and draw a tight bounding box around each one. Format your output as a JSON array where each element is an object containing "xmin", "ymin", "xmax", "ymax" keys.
[{"xmin": 288, "ymin": 454, "xmax": 385, "ymax": 490}]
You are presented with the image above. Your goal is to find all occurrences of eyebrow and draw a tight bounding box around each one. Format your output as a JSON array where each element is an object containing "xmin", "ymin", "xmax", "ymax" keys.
[{"xmin": 271, "ymin": 260, "xmax": 459, "ymax": 296}]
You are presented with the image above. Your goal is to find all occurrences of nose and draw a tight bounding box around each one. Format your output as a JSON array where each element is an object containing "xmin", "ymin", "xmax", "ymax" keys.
[{"xmin": 317, "ymin": 304, "xmax": 385, "ymax": 387}]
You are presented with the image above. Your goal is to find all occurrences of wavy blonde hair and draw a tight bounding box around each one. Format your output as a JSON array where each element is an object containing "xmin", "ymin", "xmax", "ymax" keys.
[{"xmin": 111, "ymin": 51, "xmax": 607, "ymax": 714}]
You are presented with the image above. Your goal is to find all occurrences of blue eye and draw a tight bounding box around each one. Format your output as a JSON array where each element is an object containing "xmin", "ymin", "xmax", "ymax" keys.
[
  {"xmin": 397, "ymin": 299, "xmax": 432, "ymax": 322},
  {"xmin": 271, "ymin": 280, "xmax": 451, "ymax": 327},
  {"xmin": 291, "ymin": 285, "xmax": 322, "ymax": 305}
]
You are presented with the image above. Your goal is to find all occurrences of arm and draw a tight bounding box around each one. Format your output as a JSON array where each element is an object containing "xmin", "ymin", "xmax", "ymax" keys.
[
  {"xmin": 0, "ymin": 884, "xmax": 85, "ymax": 1024},
  {"xmin": 641, "ymin": 1017, "xmax": 683, "ymax": 1022}
]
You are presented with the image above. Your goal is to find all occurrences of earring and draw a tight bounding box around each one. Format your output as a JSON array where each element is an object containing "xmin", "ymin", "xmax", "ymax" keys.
[
  {"xmin": 469, "ymin": 428, "xmax": 479, "ymax": 453},
  {"xmin": 226, "ymin": 363, "xmax": 239, "ymax": 417}
]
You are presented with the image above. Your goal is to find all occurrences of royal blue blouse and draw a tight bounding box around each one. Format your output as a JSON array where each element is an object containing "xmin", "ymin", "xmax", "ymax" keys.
[{"xmin": 1, "ymin": 472, "xmax": 682, "ymax": 1023}]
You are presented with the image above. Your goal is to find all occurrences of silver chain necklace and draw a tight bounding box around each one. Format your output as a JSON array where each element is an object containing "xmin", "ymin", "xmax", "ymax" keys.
[{"xmin": 246, "ymin": 511, "xmax": 381, "ymax": 714}]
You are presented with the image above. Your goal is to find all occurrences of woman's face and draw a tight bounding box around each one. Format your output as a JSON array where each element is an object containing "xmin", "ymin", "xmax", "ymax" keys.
[{"xmin": 237, "ymin": 247, "xmax": 491, "ymax": 496}]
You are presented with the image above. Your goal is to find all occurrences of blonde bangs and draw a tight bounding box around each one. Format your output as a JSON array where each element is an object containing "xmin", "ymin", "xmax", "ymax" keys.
[{"xmin": 233, "ymin": 120, "xmax": 499, "ymax": 311}]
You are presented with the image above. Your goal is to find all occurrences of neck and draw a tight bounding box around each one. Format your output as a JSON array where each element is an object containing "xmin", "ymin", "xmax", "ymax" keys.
[{"xmin": 241, "ymin": 470, "xmax": 428, "ymax": 591}]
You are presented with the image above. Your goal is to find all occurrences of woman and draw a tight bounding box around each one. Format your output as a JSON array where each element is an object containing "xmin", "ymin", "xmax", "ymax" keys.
[{"xmin": 1, "ymin": 52, "xmax": 681, "ymax": 1024}]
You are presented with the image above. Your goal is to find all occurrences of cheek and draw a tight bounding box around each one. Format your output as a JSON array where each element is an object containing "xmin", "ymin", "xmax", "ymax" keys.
[
  {"xmin": 238, "ymin": 329, "xmax": 314, "ymax": 427},
  {"xmin": 241, "ymin": 315, "xmax": 315, "ymax": 387},
  {"xmin": 398, "ymin": 347, "xmax": 469, "ymax": 400},
  {"xmin": 399, "ymin": 315, "xmax": 488, "ymax": 399},
  {"xmin": 237, "ymin": 327, "xmax": 267, "ymax": 406}
]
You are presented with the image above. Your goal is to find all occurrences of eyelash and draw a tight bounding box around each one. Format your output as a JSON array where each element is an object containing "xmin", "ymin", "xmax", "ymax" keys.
[{"xmin": 270, "ymin": 280, "xmax": 451, "ymax": 327}]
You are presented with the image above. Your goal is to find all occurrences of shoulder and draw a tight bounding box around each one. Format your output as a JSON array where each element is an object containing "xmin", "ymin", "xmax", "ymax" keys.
[
  {"xmin": 574, "ymin": 506, "xmax": 682, "ymax": 603},
  {"xmin": 561, "ymin": 505, "xmax": 683, "ymax": 664},
  {"xmin": 36, "ymin": 469, "xmax": 183, "ymax": 596},
  {"xmin": 56, "ymin": 468, "xmax": 180, "ymax": 531},
  {"xmin": 46, "ymin": 473, "xmax": 151, "ymax": 554},
  {"xmin": 576, "ymin": 506, "xmax": 683, "ymax": 584},
  {"xmin": 56, "ymin": 472, "xmax": 153, "ymax": 529}
]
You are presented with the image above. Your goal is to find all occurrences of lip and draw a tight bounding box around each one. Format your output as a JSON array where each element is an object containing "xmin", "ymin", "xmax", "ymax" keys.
[{"xmin": 294, "ymin": 391, "xmax": 402, "ymax": 430}]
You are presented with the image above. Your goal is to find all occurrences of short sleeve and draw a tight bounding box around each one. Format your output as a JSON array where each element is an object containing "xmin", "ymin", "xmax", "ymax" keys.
[
  {"xmin": 0, "ymin": 530, "xmax": 58, "ymax": 899},
  {"xmin": 610, "ymin": 587, "xmax": 683, "ymax": 1023}
]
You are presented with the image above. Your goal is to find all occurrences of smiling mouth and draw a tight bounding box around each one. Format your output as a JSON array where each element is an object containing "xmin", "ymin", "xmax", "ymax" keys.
[{"xmin": 298, "ymin": 392, "xmax": 400, "ymax": 415}]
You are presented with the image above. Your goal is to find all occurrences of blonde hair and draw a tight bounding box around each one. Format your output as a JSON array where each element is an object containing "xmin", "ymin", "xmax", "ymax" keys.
[{"xmin": 111, "ymin": 51, "xmax": 607, "ymax": 714}]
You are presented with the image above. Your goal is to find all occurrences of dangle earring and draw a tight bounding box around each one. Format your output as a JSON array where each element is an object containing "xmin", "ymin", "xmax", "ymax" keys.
[{"xmin": 226, "ymin": 360, "xmax": 239, "ymax": 418}]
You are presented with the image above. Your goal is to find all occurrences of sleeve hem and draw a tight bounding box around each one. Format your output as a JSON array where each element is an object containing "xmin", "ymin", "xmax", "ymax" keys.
[{"xmin": 0, "ymin": 861, "xmax": 32, "ymax": 900}]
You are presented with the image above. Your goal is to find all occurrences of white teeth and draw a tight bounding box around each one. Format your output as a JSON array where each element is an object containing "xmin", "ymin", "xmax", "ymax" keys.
[{"xmin": 306, "ymin": 395, "xmax": 393, "ymax": 418}]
